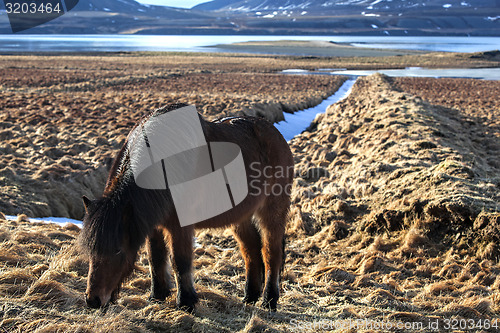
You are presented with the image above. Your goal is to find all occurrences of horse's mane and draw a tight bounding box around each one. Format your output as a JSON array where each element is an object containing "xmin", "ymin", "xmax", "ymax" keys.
[
  {"xmin": 80, "ymin": 104, "xmax": 190, "ymax": 256},
  {"xmin": 79, "ymin": 196, "xmax": 128, "ymax": 256},
  {"xmin": 105, "ymin": 102, "xmax": 193, "ymax": 195}
]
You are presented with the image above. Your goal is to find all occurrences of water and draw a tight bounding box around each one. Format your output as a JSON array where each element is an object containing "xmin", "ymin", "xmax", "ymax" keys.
[
  {"xmin": 329, "ymin": 67, "xmax": 500, "ymax": 81},
  {"xmin": 284, "ymin": 67, "xmax": 500, "ymax": 80},
  {"xmin": 276, "ymin": 62, "xmax": 500, "ymax": 142},
  {"xmin": 0, "ymin": 34, "xmax": 498, "ymax": 53},
  {"xmin": 274, "ymin": 79, "xmax": 356, "ymax": 141},
  {"xmin": 348, "ymin": 36, "xmax": 500, "ymax": 53}
]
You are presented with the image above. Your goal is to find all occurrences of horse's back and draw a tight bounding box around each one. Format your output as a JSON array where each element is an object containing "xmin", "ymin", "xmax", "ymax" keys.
[
  {"xmin": 190, "ymin": 116, "xmax": 293, "ymax": 229},
  {"xmin": 211, "ymin": 116, "xmax": 293, "ymax": 169}
]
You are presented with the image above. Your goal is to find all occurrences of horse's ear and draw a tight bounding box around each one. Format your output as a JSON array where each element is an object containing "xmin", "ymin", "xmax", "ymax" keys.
[{"xmin": 82, "ymin": 196, "xmax": 92, "ymax": 212}]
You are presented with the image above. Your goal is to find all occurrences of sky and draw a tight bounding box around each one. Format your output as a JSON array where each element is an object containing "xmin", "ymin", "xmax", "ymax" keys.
[{"xmin": 136, "ymin": 0, "xmax": 210, "ymax": 8}]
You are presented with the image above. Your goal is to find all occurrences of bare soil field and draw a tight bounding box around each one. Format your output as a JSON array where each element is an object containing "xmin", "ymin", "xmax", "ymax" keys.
[
  {"xmin": 393, "ymin": 77, "xmax": 500, "ymax": 140},
  {"xmin": 0, "ymin": 52, "xmax": 499, "ymax": 332},
  {"xmin": 0, "ymin": 54, "xmax": 348, "ymax": 218}
]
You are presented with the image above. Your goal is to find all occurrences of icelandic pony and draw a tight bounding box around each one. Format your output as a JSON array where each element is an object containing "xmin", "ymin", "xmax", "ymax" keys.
[{"xmin": 79, "ymin": 103, "xmax": 293, "ymax": 312}]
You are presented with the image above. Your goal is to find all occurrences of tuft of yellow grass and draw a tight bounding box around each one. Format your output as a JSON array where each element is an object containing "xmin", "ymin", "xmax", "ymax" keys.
[
  {"xmin": 24, "ymin": 279, "xmax": 85, "ymax": 310},
  {"xmin": 0, "ymin": 269, "xmax": 36, "ymax": 296}
]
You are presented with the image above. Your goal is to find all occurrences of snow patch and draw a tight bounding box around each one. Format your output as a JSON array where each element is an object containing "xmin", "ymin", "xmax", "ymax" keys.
[
  {"xmin": 443, "ymin": 4, "xmax": 452, "ymax": 8},
  {"xmin": 282, "ymin": 69, "xmax": 310, "ymax": 73},
  {"xmin": 6, "ymin": 215, "xmax": 82, "ymax": 228}
]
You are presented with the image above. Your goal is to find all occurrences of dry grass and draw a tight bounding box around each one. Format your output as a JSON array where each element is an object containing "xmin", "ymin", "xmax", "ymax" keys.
[{"xmin": 0, "ymin": 52, "xmax": 499, "ymax": 332}]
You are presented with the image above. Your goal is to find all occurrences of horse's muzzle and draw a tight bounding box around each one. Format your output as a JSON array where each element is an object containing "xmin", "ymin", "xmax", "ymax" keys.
[{"xmin": 86, "ymin": 295, "xmax": 102, "ymax": 309}]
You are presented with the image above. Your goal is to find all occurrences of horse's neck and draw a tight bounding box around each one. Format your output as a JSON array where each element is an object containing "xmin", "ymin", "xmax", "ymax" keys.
[{"xmin": 132, "ymin": 186, "xmax": 175, "ymax": 229}]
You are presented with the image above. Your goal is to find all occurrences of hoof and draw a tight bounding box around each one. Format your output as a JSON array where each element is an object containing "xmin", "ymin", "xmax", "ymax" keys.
[
  {"xmin": 262, "ymin": 287, "xmax": 278, "ymax": 311},
  {"xmin": 149, "ymin": 289, "xmax": 170, "ymax": 303},
  {"xmin": 262, "ymin": 299, "xmax": 278, "ymax": 311},
  {"xmin": 242, "ymin": 294, "xmax": 260, "ymax": 305},
  {"xmin": 177, "ymin": 291, "xmax": 198, "ymax": 313}
]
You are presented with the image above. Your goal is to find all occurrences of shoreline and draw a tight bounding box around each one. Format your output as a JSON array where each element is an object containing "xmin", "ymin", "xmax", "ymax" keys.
[{"xmin": 211, "ymin": 40, "xmax": 432, "ymax": 57}]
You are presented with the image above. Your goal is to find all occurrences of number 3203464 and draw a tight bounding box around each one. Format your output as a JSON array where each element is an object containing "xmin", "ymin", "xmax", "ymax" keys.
[
  {"xmin": 443, "ymin": 318, "xmax": 498, "ymax": 330},
  {"xmin": 5, "ymin": 2, "xmax": 62, "ymax": 14}
]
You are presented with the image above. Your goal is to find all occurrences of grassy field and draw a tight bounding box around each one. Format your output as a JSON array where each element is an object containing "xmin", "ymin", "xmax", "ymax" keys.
[{"xmin": 0, "ymin": 51, "xmax": 499, "ymax": 332}]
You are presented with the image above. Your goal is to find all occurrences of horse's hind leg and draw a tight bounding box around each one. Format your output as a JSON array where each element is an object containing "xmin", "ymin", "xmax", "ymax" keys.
[
  {"xmin": 167, "ymin": 224, "xmax": 198, "ymax": 312},
  {"xmin": 147, "ymin": 228, "xmax": 172, "ymax": 302},
  {"xmin": 258, "ymin": 200, "xmax": 288, "ymax": 311},
  {"xmin": 232, "ymin": 218, "xmax": 264, "ymax": 304}
]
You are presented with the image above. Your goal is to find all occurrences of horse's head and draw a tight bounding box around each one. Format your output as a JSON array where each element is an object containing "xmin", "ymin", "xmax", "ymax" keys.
[{"xmin": 80, "ymin": 195, "xmax": 137, "ymax": 309}]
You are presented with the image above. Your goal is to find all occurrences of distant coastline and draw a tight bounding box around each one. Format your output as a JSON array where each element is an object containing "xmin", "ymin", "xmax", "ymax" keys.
[
  {"xmin": 0, "ymin": 35, "xmax": 499, "ymax": 54},
  {"xmin": 211, "ymin": 40, "xmax": 430, "ymax": 57}
]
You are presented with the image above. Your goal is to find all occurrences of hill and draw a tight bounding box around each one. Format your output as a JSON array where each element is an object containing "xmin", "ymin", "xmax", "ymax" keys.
[
  {"xmin": 194, "ymin": 0, "xmax": 500, "ymax": 36},
  {"xmin": 0, "ymin": 0, "xmax": 211, "ymax": 34}
]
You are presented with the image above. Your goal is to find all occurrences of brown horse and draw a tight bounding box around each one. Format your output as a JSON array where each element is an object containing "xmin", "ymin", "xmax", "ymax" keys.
[{"xmin": 79, "ymin": 103, "xmax": 293, "ymax": 312}]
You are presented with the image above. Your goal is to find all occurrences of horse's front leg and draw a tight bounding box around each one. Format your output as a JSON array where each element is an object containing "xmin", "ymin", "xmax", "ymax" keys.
[
  {"xmin": 147, "ymin": 228, "xmax": 173, "ymax": 302},
  {"xmin": 258, "ymin": 198, "xmax": 289, "ymax": 311},
  {"xmin": 232, "ymin": 219, "xmax": 264, "ymax": 304},
  {"xmin": 168, "ymin": 224, "xmax": 198, "ymax": 312}
]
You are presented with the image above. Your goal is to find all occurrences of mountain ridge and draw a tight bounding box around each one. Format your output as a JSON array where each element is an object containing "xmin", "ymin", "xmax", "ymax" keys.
[
  {"xmin": 0, "ymin": 0, "xmax": 498, "ymax": 35},
  {"xmin": 194, "ymin": 0, "xmax": 499, "ymax": 12}
]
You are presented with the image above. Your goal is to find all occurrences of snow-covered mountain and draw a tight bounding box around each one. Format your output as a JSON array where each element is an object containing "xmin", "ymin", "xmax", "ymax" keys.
[
  {"xmin": 73, "ymin": 0, "xmax": 204, "ymax": 18},
  {"xmin": 76, "ymin": 0, "xmax": 153, "ymax": 12},
  {"xmin": 194, "ymin": 0, "xmax": 498, "ymax": 12},
  {"xmin": 1, "ymin": 0, "xmax": 498, "ymax": 35},
  {"xmin": 0, "ymin": 0, "xmax": 211, "ymax": 34},
  {"xmin": 193, "ymin": 0, "xmax": 500, "ymax": 36}
]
